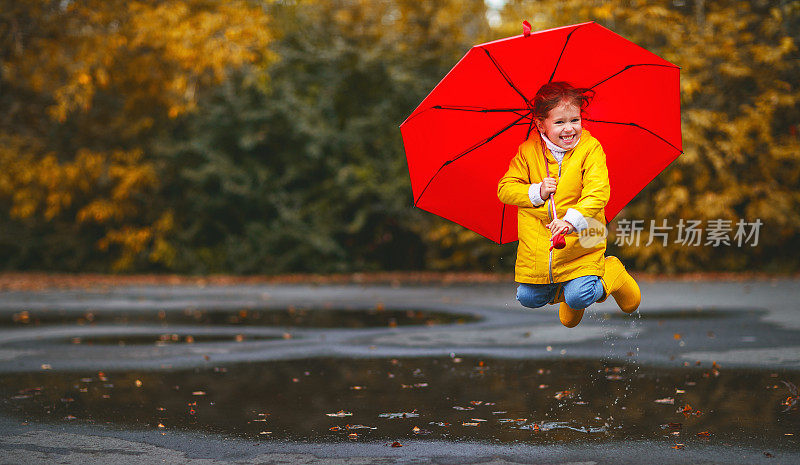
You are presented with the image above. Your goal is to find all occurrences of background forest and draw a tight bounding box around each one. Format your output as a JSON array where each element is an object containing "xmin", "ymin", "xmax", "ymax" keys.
[{"xmin": 1, "ymin": 0, "xmax": 798, "ymax": 274}]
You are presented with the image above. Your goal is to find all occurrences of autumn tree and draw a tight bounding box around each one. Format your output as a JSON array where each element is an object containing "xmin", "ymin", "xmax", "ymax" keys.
[{"xmin": 0, "ymin": 0, "xmax": 272, "ymax": 270}]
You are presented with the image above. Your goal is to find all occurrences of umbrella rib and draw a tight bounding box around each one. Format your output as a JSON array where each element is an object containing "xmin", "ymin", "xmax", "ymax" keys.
[
  {"xmin": 583, "ymin": 118, "xmax": 683, "ymax": 153},
  {"xmin": 526, "ymin": 118, "xmax": 537, "ymax": 139},
  {"xmin": 548, "ymin": 25, "xmax": 584, "ymax": 82},
  {"xmin": 589, "ymin": 63, "xmax": 680, "ymax": 89},
  {"xmin": 414, "ymin": 112, "xmax": 531, "ymax": 207},
  {"xmin": 481, "ymin": 48, "xmax": 530, "ymax": 104},
  {"xmin": 433, "ymin": 105, "xmax": 530, "ymax": 114},
  {"xmin": 499, "ymin": 203, "xmax": 506, "ymax": 243}
]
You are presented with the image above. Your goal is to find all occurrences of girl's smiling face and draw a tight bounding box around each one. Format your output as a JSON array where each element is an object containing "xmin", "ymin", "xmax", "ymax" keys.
[{"xmin": 536, "ymin": 99, "xmax": 582, "ymax": 150}]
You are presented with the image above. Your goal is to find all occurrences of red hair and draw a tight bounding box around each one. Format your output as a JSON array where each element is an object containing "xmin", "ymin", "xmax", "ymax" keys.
[{"xmin": 532, "ymin": 82, "xmax": 594, "ymax": 121}]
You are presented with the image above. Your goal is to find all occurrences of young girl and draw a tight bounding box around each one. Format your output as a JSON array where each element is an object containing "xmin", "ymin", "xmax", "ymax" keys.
[{"xmin": 497, "ymin": 82, "xmax": 640, "ymax": 328}]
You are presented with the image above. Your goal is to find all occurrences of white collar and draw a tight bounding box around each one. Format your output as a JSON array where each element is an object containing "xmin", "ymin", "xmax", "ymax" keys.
[{"xmin": 540, "ymin": 132, "xmax": 579, "ymax": 156}]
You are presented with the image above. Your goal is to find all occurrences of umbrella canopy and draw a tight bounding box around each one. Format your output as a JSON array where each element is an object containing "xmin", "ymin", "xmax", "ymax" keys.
[{"xmin": 400, "ymin": 21, "xmax": 682, "ymax": 244}]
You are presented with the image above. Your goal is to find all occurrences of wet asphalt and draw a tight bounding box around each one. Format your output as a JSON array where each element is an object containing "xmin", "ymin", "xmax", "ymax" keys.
[{"xmin": 0, "ymin": 278, "xmax": 798, "ymax": 464}]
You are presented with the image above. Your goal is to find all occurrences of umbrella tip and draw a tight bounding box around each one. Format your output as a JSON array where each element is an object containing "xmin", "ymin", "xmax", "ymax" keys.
[{"xmin": 522, "ymin": 20, "xmax": 532, "ymax": 37}]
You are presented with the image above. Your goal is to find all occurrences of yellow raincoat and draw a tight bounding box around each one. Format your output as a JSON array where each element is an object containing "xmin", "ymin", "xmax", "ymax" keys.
[{"xmin": 497, "ymin": 129, "xmax": 610, "ymax": 284}]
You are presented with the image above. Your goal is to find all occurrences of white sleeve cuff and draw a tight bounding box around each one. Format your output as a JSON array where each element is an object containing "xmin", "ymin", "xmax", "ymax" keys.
[
  {"xmin": 564, "ymin": 208, "xmax": 589, "ymax": 232},
  {"xmin": 528, "ymin": 183, "xmax": 544, "ymax": 207}
]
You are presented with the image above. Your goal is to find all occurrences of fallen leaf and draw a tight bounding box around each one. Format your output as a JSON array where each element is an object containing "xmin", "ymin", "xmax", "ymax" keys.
[
  {"xmin": 390, "ymin": 441, "xmax": 402, "ymax": 447},
  {"xmin": 697, "ymin": 431, "xmax": 711, "ymax": 437},
  {"xmin": 553, "ymin": 390, "xmax": 574, "ymax": 400},
  {"xmin": 346, "ymin": 424, "xmax": 377, "ymax": 430},
  {"xmin": 672, "ymin": 443, "xmax": 685, "ymax": 450},
  {"xmin": 781, "ymin": 380, "xmax": 798, "ymax": 412},
  {"xmin": 379, "ymin": 411, "xmax": 419, "ymax": 419},
  {"xmin": 401, "ymin": 383, "xmax": 428, "ymax": 389}
]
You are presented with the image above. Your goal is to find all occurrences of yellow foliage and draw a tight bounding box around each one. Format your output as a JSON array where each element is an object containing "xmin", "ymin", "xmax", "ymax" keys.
[
  {"xmin": 0, "ymin": 132, "xmax": 167, "ymax": 270},
  {"xmin": 6, "ymin": 0, "xmax": 274, "ymax": 123}
]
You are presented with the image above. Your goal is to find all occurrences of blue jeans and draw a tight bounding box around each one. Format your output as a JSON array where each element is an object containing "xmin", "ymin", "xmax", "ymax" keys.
[{"xmin": 517, "ymin": 275, "xmax": 604, "ymax": 310}]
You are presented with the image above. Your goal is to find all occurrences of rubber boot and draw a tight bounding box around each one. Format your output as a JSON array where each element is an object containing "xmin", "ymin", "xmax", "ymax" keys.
[
  {"xmin": 558, "ymin": 302, "xmax": 584, "ymax": 328},
  {"xmin": 600, "ymin": 256, "xmax": 641, "ymax": 313}
]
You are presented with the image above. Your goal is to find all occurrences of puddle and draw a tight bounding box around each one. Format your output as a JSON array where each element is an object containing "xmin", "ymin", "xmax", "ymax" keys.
[
  {"xmin": 1, "ymin": 357, "xmax": 797, "ymax": 448},
  {"xmin": 60, "ymin": 334, "xmax": 280, "ymax": 346},
  {"xmin": 1, "ymin": 308, "xmax": 477, "ymax": 328}
]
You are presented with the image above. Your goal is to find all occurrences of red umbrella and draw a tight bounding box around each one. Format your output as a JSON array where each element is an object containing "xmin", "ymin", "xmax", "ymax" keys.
[{"xmin": 400, "ymin": 21, "xmax": 681, "ymax": 244}]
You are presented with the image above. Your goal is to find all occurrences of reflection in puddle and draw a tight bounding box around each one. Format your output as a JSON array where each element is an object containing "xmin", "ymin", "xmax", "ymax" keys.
[
  {"xmin": 1, "ymin": 358, "xmax": 798, "ymax": 447},
  {"xmin": 3, "ymin": 308, "xmax": 477, "ymax": 328},
  {"xmin": 63, "ymin": 333, "xmax": 280, "ymax": 346}
]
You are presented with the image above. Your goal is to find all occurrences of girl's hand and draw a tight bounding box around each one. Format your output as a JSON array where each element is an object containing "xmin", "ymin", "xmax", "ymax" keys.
[
  {"xmin": 540, "ymin": 177, "xmax": 557, "ymax": 200},
  {"xmin": 546, "ymin": 219, "xmax": 574, "ymax": 237}
]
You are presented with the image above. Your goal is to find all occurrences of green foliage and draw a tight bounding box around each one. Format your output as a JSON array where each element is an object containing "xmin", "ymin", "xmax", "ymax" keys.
[{"xmin": 154, "ymin": 0, "xmax": 493, "ymax": 273}]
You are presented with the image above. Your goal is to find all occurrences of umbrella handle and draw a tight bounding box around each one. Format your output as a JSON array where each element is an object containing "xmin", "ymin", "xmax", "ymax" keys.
[{"xmin": 540, "ymin": 134, "xmax": 566, "ymax": 251}]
